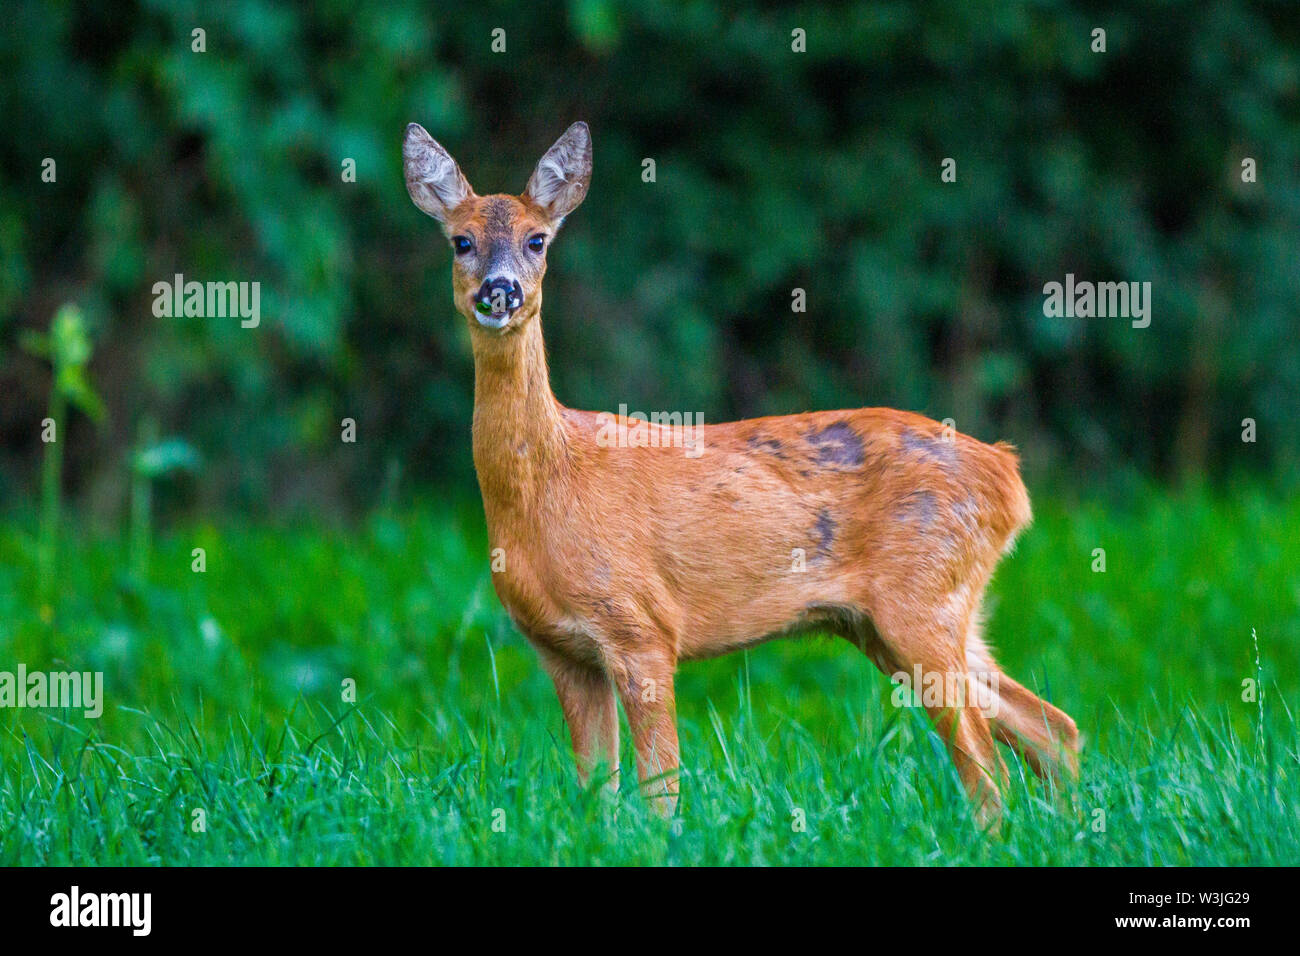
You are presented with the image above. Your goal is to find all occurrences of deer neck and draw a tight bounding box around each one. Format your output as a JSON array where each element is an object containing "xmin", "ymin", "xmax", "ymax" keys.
[{"xmin": 470, "ymin": 310, "xmax": 568, "ymax": 523}]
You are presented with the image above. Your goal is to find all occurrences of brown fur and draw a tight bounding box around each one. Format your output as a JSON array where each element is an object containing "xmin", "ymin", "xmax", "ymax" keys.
[{"xmin": 404, "ymin": 121, "xmax": 1080, "ymax": 824}]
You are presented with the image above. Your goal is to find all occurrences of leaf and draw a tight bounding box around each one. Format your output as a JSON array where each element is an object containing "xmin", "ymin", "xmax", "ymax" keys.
[
  {"xmin": 58, "ymin": 367, "xmax": 107, "ymax": 423},
  {"xmin": 51, "ymin": 303, "xmax": 93, "ymax": 368}
]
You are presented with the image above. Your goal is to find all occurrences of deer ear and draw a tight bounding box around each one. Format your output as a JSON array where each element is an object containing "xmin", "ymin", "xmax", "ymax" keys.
[
  {"xmin": 524, "ymin": 122, "xmax": 592, "ymax": 222},
  {"xmin": 404, "ymin": 123, "xmax": 473, "ymax": 227}
]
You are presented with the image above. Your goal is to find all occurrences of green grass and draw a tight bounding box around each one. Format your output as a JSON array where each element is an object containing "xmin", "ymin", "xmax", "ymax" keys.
[{"xmin": 0, "ymin": 485, "xmax": 1296, "ymax": 865}]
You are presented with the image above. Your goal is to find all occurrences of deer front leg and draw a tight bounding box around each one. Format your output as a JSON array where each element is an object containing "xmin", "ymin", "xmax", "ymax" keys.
[
  {"xmin": 541, "ymin": 650, "xmax": 619, "ymax": 793},
  {"xmin": 610, "ymin": 649, "xmax": 679, "ymax": 817}
]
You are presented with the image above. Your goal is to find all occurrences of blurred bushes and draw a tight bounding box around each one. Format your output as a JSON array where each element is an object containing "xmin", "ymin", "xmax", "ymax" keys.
[{"xmin": 1, "ymin": 0, "xmax": 1297, "ymax": 516}]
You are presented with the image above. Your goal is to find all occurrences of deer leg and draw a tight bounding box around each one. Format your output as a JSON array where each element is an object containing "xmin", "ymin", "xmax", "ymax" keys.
[
  {"xmin": 609, "ymin": 649, "xmax": 679, "ymax": 817},
  {"xmin": 871, "ymin": 609, "xmax": 1007, "ymax": 826},
  {"xmin": 989, "ymin": 675, "xmax": 1080, "ymax": 781},
  {"xmin": 926, "ymin": 694, "xmax": 1006, "ymax": 827},
  {"xmin": 541, "ymin": 650, "xmax": 620, "ymax": 792},
  {"xmin": 965, "ymin": 623, "xmax": 1079, "ymax": 781}
]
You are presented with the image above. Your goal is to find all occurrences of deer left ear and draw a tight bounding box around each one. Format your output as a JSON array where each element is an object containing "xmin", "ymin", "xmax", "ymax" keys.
[
  {"xmin": 524, "ymin": 122, "xmax": 592, "ymax": 223},
  {"xmin": 404, "ymin": 123, "xmax": 474, "ymax": 228}
]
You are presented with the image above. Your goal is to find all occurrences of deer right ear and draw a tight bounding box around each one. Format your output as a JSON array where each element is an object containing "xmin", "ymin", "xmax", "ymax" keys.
[
  {"xmin": 404, "ymin": 123, "xmax": 473, "ymax": 227},
  {"xmin": 524, "ymin": 122, "xmax": 592, "ymax": 223}
]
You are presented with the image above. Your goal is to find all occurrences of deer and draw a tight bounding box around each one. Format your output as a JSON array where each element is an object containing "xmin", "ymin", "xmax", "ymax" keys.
[{"xmin": 403, "ymin": 119, "xmax": 1080, "ymax": 826}]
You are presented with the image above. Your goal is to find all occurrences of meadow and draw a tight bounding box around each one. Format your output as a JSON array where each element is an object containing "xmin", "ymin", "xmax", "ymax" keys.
[{"xmin": 0, "ymin": 484, "xmax": 1296, "ymax": 866}]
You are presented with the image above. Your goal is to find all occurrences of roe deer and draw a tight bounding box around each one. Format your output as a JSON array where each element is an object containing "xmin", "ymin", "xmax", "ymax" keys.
[{"xmin": 403, "ymin": 120, "xmax": 1079, "ymax": 824}]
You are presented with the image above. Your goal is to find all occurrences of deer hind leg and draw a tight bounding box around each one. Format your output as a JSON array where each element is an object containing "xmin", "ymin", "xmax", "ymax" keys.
[
  {"xmin": 965, "ymin": 622, "xmax": 1080, "ymax": 781},
  {"xmin": 859, "ymin": 605, "xmax": 1007, "ymax": 825},
  {"xmin": 929, "ymin": 688, "xmax": 1005, "ymax": 827}
]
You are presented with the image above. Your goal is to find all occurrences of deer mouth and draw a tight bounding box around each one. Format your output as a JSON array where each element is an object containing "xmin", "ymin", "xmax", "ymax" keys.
[{"xmin": 473, "ymin": 302, "xmax": 513, "ymax": 331}]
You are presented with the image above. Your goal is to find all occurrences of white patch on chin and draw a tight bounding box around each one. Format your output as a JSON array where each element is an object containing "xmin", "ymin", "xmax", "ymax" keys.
[{"xmin": 475, "ymin": 311, "xmax": 511, "ymax": 331}]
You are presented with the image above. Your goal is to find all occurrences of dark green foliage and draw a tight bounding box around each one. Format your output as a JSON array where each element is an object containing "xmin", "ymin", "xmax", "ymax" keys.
[{"xmin": 1, "ymin": 1, "xmax": 1297, "ymax": 513}]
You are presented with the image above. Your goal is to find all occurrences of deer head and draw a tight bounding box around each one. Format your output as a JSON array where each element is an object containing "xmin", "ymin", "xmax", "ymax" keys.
[{"xmin": 404, "ymin": 121, "xmax": 592, "ymax": 333}]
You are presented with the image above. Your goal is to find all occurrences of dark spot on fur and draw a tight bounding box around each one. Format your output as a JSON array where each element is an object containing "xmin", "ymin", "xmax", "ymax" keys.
[
  {"xmin": 747, "ymin": 433, "xmax": 787, "ymax": 459},
  {"xmin": 813, "ymin": 508, "xmax": 837, "ymax": 558},
  {"xmin": 805, "ymin": 421, "xmax": 865, "ymax": 468},
  {"xmin": 900, "ymin": 427, "xmax": 957, "ymax": 466},
  {"xmin": 898, "ymin": 490, "xmax": 937, "ymax": 527}
]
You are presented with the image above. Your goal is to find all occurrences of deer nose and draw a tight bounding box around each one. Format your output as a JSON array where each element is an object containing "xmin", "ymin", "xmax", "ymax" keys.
[{"xmin": 474, "ymin": 277, "xmax": 523, "ymax": 317}]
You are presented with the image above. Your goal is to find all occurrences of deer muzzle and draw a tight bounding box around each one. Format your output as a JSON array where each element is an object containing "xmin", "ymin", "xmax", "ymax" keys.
[{"xmin": 473, "ymin": 277, "xmax": 524, "ymax": 329}]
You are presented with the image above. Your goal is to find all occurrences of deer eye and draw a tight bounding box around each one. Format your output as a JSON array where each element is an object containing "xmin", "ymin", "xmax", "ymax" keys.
[
  {"xmin": 452, "ymin": 236, "xmax": 473, "ymax": 255},
  {"xmin": 526, "ymin": 235, "xmax": 546, "ymax": 254}
]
